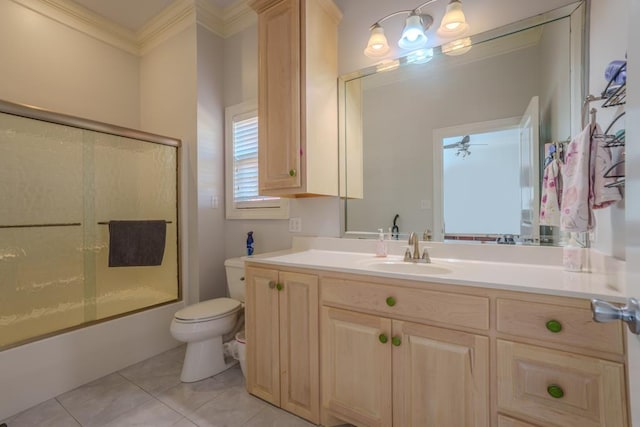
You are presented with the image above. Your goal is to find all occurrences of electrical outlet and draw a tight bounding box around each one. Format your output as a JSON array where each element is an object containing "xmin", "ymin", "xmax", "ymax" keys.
[
  {"xmin": 289, "ymin": 217, "xmax": 302, "ymax": 233},
  {"xmin": 211, "ymin": 195, "xmax": 219, "ymax": 209}
]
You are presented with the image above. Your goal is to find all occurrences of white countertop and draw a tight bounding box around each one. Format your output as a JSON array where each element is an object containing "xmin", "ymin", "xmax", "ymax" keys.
[{"xmin": 246, "ymin": 246, "xmax": 627, "ymax": 302}]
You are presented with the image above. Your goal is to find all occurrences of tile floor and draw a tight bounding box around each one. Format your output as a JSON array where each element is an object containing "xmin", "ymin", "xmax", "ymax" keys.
[{"xmin": 1, "ymin": 345, "xmax": 316, "ymax": 427}]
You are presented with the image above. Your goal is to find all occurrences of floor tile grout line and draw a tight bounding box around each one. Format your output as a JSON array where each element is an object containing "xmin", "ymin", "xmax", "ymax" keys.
[
  {"xmin": 112, "ymin": 371, "xmax": 187, "ymax": 422},
  {"xmin": 54, "ymin": 396, "xmax": 84, "ymax": 426},
  {"xmin": 239, "ymin": 404, "xmax": 269, "ymax": 426}
]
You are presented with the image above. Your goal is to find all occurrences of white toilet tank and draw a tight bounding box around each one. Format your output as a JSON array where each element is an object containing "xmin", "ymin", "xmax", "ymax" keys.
[{"xmin": 224, "ymin": 257, "xmax": 246, "ymax": 302}]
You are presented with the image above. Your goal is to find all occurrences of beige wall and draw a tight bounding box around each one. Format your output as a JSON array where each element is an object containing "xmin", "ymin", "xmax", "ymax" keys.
[
  {"xmin": 589, "ymin": 0, "xmax": 627, "ymax": 258},
  {"xmin": 139, "ymin": 25, "xmax": 199, "ymax": 302},
  {"xmin": 196, "ymin": 25, "xmax": 228, "ymax": 301},
  {"xmin": 0, "ymin": 1, "xmax": 140, "ymax": 128}
]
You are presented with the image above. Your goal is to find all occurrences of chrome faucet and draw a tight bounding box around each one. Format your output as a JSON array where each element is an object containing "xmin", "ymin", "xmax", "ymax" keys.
[{"xmin": 404, "ymin": 232, "xmax": 431, "ymax": 263}]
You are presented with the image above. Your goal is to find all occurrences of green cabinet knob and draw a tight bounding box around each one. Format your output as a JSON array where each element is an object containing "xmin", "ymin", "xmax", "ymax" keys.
[
  {"xmin": 378, "ymin": 333, "xmax": 388, "ymax": 344},
  {"xmin": 386, "ymin": 297, "xmax": 396, "ymax": 307},
  {"xmin": 547, "ymin": 384, "xmax": 564, "ymax": 399},
  {"xmin": 546, "ymin": 319, "xmax": 562, "ymax": 333},
  {"xmin": 391, "ymin": 336, "xmax": 401, "ymax": 346},
  {"xmin": 289, "ymin": 169, "xmax": 296, "ymax": 177},
  {"xmin": 276, "ymin": 282, "xmax": 283, "ymax": 291},
  {"xmin": 268, "ymin": 281, "xmax": 276, "ymax": 289}
]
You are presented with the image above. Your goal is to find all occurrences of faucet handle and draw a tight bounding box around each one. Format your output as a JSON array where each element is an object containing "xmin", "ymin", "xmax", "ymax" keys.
[
  {"xmin": 403, "ymin": 247, "xmax": 412, "ymax": 262},
  {"xmin": 421, "ymin": 249, "xmax": 431, "ymax": 263}
]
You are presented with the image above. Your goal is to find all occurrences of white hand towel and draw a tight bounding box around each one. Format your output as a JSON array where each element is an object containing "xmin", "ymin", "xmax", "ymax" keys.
[{"xmin": 540, "ymin": 158, "xmax": 562, "ymax": 226}]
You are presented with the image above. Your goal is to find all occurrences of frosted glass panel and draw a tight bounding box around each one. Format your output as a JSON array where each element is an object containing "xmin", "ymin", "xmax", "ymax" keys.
[{"xmin": 0, "ymin": 109, "xmax": 179, "ymax": 349}]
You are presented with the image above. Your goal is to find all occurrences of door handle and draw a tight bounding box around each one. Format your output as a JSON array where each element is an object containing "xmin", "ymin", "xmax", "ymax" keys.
[{"xmin": 591, "ymin": 298, "xmax": 640, "ymax": 334}]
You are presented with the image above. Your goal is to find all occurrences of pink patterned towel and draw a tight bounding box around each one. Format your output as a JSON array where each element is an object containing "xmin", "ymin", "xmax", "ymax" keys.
[
  {"xmin": 540, "ymin": 158, "xmax": 562, "ymax": 226},
  {"xmin": 561, "ymin": 125, "xmax": 593, "ymax": 232},
  {"xmin": 560, "ymin": 123, "xmax": 622, "ymax": 232}
]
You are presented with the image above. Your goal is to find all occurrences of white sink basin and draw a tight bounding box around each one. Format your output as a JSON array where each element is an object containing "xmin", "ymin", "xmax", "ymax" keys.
[{"xmin": 359, "ymin": 259, "xmax": 452, "ymax": 275}]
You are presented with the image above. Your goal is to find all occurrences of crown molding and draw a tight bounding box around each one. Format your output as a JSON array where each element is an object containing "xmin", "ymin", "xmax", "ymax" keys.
[
  {"xmin": 10, "ymin": 0, "xmax": 139, "ymax": 55},
  {"xmin": 12, "ymin": 0, "xmax": 256, "ymax": 57},
  {"xmin": 195, "ymin": 0, "xmax": 256, "ymax": 38},
  {"xmin": 222, "ymin": 1, "xmax": 256, "ymax": 37},
  {"xmin": 138, "ymin": 0, "xmax": 197, "ymax": 55},
  {"xmin": 195, "ymin": 0, "xmax": 226, "ymax": 38}
]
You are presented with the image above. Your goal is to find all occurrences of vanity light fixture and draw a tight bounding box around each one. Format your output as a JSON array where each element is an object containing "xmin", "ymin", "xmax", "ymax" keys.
[{"xmin": 364, "ymin": 0, "xmax": 469, "ymax": 59}]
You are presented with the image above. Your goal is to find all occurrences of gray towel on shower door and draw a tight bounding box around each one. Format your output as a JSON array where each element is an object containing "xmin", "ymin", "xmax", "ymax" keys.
[{"xmin": 108, "ymin": 220, "xmax": 166, "ymax": 267}]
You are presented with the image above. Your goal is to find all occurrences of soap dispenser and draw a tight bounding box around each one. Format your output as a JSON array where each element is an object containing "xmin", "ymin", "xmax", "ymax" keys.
[{"xmin": 375, "ymin": 228, "xmax": 387, "ymax": 257}]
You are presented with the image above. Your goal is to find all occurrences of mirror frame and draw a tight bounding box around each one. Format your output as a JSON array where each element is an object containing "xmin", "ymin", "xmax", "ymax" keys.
[{"xmin": 339, "ymin": 1, "xmax": 589, "ymax": 241}]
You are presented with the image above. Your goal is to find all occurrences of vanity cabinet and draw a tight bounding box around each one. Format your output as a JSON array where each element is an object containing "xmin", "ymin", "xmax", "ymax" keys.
[
  {"xmin": 249, "ymin": 0, "xmax": 341, "ymax": 197},
  {"xmin": 244, "ymin": 266, "xmax": 320, "ymax": 423},
  {"xmin": 321, "ymin": 278, "xmax": 490, "ymax": 427},
  {"xmin": 244, "ymin": 261, "xmax": 629, "ymax": 427}
]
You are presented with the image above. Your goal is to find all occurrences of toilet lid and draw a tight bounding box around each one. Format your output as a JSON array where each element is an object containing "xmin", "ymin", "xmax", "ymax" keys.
[{"xmin": 174, "ymin": 298, "xmax": 241, "ymax": 322}]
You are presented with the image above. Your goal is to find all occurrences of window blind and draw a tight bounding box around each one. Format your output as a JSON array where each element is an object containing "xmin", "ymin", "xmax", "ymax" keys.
[{"xmin": 232, "ymin": 115, "xmax": 279, "ymax": 208}]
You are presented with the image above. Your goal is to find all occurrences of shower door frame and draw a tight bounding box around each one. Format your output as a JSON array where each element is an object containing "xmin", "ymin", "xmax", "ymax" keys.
[{"xmin": 0, "ymin": 98, "xmax": 183, "ymax": 350}]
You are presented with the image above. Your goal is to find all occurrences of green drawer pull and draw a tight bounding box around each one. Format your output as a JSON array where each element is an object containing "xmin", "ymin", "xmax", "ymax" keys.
[
  {"xmin": 378, "ymin": 333, "xmax": 388, "ymax": 344},
  {"xmin": 289, "ymin": 169, "xmax": 297, "ymax": 177},
  {"xmin": 547, "ymin": 384, "xmax": 564, "ymax": 399},
  {"xmin": 268, "ymin": 281, "xmax": 276, "ymax": 289},
  {"xmin": 386, "ymin": 296, "xmax": 396, "ymax": 307},
  {"xmin": 276, "ymin": 282, "xmax": 283, "ymax": 291},
  {"xmin": 546, "ymin": 319, "xmax": 562, "ymax": 333},
  {"xmin": 391, "ymin": 336, "xmax": 401, "ymax": 347}
]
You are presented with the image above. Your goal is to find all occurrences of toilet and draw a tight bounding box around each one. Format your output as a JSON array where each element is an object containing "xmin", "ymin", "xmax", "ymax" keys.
[{"xmin": 170, "ymin": 257, "xmax": 246, "ymax": 382}]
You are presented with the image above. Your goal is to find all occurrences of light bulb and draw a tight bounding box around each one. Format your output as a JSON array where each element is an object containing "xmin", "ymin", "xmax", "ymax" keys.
[
  {"xmin": 437, "ymin": 0, "xmax": 469, "ymax": 38},
  {"xmin": 364, "ymin": 24, "xmax": 390, "ymax": 58},
  {"xmin": 398, "ymin": 13, "xmax": 427, "ymax": 50}
]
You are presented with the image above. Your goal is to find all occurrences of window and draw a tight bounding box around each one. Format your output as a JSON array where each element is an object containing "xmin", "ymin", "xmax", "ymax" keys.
[{"xmin": 225, "ymin": 100, "xmax": 289, "ymax": 219}]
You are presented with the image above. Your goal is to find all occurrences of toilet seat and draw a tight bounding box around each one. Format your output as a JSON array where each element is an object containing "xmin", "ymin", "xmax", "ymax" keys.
[{"xmin": 174, "ymin": 298, "xmax": 241, "ymax": 323}]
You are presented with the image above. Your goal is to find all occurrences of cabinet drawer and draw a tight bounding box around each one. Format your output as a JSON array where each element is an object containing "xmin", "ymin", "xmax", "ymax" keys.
[
  {"xmin": 497, "ymin": 340, "xmax": 627, "ymax": 427},
  {"xmin": 497, "ymin": 415, "xmax": 538, "ymax": 427},
  {"xmin": 322, "ymin": 278, "xmax": 489, "ymax": 330},
  {"xmin": 496, "ymin": 298, "xmax": 624, "ymax": 355}
]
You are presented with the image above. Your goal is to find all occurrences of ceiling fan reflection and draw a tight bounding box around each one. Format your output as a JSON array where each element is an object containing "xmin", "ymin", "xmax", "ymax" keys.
[{"xmin": 442, "ymin": 135, "xmax": 487, "ymax": 158}]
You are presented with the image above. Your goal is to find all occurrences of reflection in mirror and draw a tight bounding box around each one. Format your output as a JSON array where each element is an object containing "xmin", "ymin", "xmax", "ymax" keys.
[
  {"xmin": 341, "ymin": 2, "xmax": 585, "ymax": 246},
  {"xmin": 441, "ymin": 128, "xmax": 521, "ymax": 240}
]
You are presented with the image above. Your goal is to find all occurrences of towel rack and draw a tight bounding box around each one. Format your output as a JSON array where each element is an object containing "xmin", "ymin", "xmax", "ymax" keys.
[
  {"xmin": 0, "ymin": 222, "xmax": 81, "ymax": 229},
  {"xmin": 98, "ymin": 221, "xmax": 172, "ymax": 225},
  {"xmin": 594, "ymin": 112, "xmax": 626, "ymax": 148}
]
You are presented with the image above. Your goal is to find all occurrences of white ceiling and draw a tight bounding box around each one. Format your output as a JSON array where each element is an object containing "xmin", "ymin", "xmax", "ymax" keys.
[{"xmin": 71, "ymin": 0, "xmax": 239, "ymax": 31}]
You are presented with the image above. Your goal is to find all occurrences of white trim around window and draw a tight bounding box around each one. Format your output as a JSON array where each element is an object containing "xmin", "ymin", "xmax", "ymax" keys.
[{"xmin": 225, "ymin": 100, "xmax": 289, "ymax": 220}]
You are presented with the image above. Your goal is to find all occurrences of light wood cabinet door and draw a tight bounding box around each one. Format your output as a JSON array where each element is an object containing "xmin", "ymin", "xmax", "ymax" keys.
[
  {"xmin": 393, "ymin": 321, "xmax": 489, "ymax": 427},
  {"xmin": 278, "ymin": 271, "xmax": 319, "ymax": 423},
  {"xmin": 497, "ymin": 340, "xmax": 628, "ymax": 427},
  {"xmin": 251, "ymin": 0, "xmax": 340, "ymax": 197},
  {"xmin": 245, "ymin": 267, "xmax": 281, "ymax": 405},
  {"xmin": 255, "ymin": 0, "xmax": 301, "ymax": 192},
  {"xmin": 322, "ymin": 307, "xmax": 393, "ymax": 427}
]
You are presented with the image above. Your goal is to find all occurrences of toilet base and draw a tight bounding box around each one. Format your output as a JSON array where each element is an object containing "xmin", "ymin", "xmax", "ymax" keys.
[{"xmin": 180, "ymin": 335, "xmax": 237, "ymax": 382}]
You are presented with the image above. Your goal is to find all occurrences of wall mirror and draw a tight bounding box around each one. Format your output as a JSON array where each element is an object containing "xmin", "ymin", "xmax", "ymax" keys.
[{"xmin": 340, "ymin": 2, "xmax": 586, "ymax": 246}]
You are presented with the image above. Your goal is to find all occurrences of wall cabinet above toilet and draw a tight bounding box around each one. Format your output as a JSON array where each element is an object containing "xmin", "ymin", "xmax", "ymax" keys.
[{"xmin": 248, "ymin": 0, "xmax": 341, "ymax": 197}]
